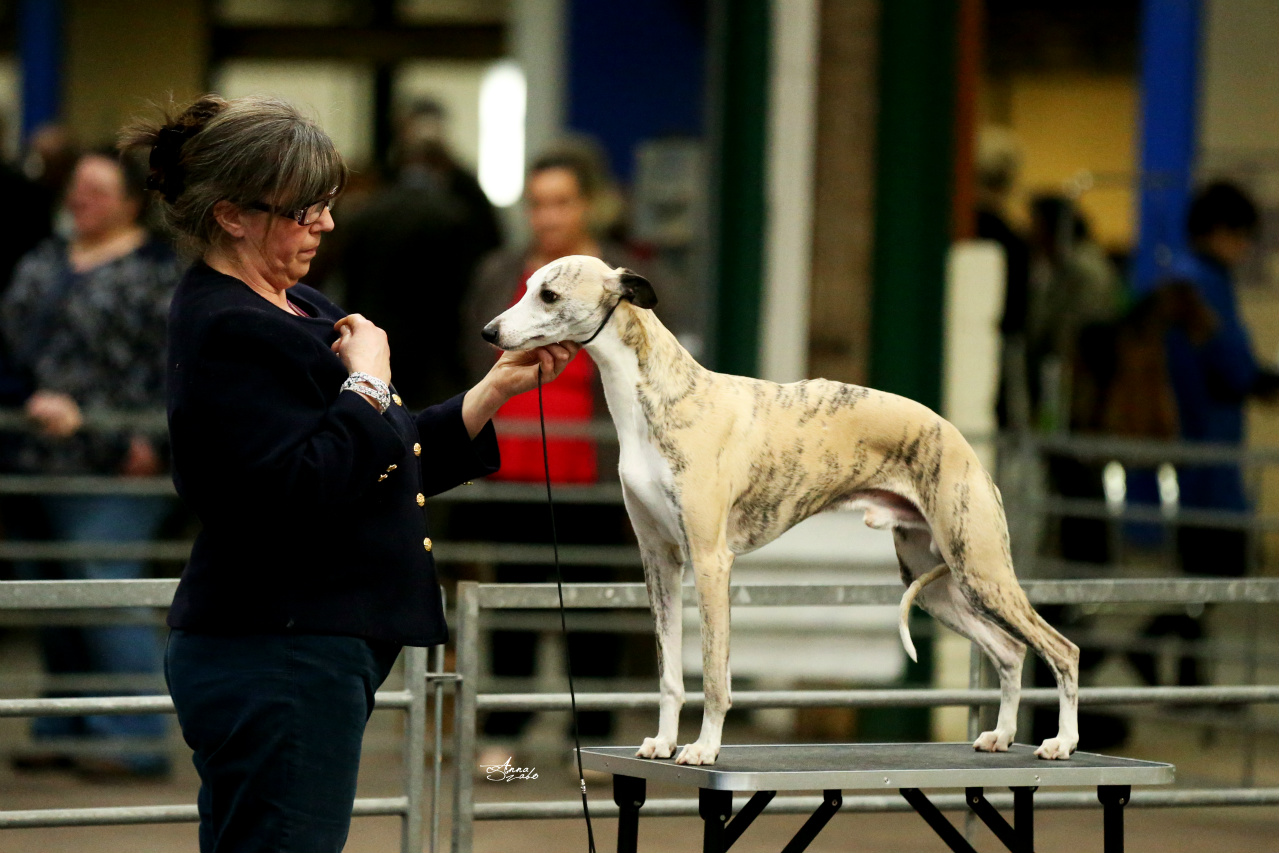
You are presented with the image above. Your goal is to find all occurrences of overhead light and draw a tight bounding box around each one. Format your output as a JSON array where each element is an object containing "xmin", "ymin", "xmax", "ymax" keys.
[{"xmin": 478, "ymin": 60, "xmax": 526, "ymax": 208}]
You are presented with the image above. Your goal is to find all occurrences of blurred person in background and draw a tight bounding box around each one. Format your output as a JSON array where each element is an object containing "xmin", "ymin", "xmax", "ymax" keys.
[
  {"xmin": 0, "ymin": 124, "xmax": 75, "ymax": 418},
  {"xmin": 327, "ymin": 99, "xmax": 501, "ymax": 409},
  {"xmin": 462, "ymin": 141, "xmax": 664, "ymax": 759},
  {"xmin": 0, "ymin": 147, "xmax": 183, "ymax": 777},
  {"xmin": 1026, "ymin": 195, "xmax": 1125, "ymax": 432},
  {"xmin": 1129, "ymin": 181, "xmax": 1279, "ymax": 688},
  {"xmin": 977, "ymin": 126, "xmax": 1033, "ymax": 431}
]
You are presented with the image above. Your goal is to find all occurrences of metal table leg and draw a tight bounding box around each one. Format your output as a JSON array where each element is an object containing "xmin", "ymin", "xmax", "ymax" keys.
[
  {"xmin": 1098, "ymin": 785, "xmax": 1130, "ymax": 853},
  {"xmin": 700, "ymin": 788, "xmax": 733, "ymax": 853},
  {"xmin": 613, "ymin": 775, "xmax": 645, "ymax": 853}
]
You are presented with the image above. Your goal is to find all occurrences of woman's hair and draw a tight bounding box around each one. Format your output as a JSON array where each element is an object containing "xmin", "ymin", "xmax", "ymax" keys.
[{"xmin": 119, "ymin": 95, "xmax": 348, "ymax": 256}]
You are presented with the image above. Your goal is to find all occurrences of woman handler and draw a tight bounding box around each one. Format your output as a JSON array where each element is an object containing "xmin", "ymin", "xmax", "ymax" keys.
[{"xmin": 123, "ymin": 95, "xmax": 577, "ymax": 852}]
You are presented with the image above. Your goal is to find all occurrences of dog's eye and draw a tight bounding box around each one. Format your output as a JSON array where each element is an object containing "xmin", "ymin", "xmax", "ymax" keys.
[{"xmin": 540, "ymin": 290, "xmax": 559, "ymax": 304}]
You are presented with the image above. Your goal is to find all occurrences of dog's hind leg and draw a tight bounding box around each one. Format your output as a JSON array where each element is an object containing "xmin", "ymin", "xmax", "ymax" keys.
[
  {"xmin": 636, "ymin": 538, "xmax": 686, "ymax": 759},
  {"xmin": 894, "ymin": 528, "xmax": 1026, "ymax": 752},
  {"xmin": 676, "ymin": 543, "xmax": 734, "ymax": 766},
  {"xmin": 929, "ymin": 469, "xmax": 1080, "ymax": 759}
]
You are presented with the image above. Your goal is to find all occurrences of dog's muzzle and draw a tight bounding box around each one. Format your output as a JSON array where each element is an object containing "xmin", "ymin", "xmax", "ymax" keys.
[{"xmin": 480, "ymin": 322, "xmax": 500, "ymax": 345}]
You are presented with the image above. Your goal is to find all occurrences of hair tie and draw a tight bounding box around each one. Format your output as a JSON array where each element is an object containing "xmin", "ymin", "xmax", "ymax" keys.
[{"xmin": 147, "ymin": 125, "xmax": 198, "ymax": 202}]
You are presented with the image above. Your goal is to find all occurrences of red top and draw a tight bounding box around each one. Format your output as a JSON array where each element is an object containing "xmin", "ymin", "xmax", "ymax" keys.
[{"xmin": 492, "ymin": 268, "xmax": 598, "ymax": 483}]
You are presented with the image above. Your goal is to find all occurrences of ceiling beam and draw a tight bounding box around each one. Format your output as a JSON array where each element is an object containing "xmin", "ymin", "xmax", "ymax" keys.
[{"xmin": 210, "ymin": 23, "xmax": 505, "ymax": 62}]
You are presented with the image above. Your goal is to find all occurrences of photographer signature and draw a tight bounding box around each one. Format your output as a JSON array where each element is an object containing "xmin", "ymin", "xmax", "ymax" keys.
[{"xmin": 482, "ymin": 757, "xmax": 539, "ymax": 782}]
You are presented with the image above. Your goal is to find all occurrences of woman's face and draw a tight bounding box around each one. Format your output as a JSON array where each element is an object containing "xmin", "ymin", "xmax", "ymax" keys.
[
  {"xmin": 239, "ymin": 201, "xmax": 336, "ymax": 287},
  {"xmin": 526, "ymin": 167, "xmax": 590, "ymax": 258},
  {"xmin": 67, "ymin": 155, "xmax": 139, "ymax": 241}
]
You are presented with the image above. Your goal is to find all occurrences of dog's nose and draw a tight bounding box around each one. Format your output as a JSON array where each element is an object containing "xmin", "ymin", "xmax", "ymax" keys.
[{"xmin": 480, "ymin": 323, "xmax": 499, "ymax": 344}]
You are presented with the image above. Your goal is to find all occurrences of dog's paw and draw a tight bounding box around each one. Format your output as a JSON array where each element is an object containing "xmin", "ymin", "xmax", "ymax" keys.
[
  {"xmin": 674, "ymin": 740, "xmax": 719, "ymax": 765},
  {"xmin": 1034, "ymin": 737, "xmax": 1076, "ymax": 760},
  {"xmin": 973, "ymin": 730, "xmax": 1013, "ymax": 753},
  {"xmin": 636, "ymin": 737, "xmax": 675, "ymax": 760}
]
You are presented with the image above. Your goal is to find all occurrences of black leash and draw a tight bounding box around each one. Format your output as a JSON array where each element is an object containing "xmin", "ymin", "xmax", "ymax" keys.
[{"xmin": 537, "ymin": 366, "xmax": 598, "ymax": 853}]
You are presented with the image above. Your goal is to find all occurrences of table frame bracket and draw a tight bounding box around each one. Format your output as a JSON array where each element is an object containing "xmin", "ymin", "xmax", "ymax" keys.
[
  {"xmin": 902, "ymin": 787, "xmax": 979, "ymax": 853},
  {"xmin": 965, "ymin": 786, "xmax": 1036, "ymax": 853}
]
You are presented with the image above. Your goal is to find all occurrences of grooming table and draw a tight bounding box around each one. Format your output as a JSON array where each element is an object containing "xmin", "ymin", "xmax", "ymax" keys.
[{"xmin": 581, "ymin": 743, "xmax": 1174, "ymax": 853}]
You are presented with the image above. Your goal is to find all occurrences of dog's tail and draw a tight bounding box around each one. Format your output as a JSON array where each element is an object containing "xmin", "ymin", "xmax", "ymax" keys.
[{"xmin": 898, "ymin": 564, "xmax": 950, "ymax": 662}]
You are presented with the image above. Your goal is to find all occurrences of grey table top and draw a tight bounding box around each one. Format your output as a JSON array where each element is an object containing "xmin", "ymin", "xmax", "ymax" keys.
[{"xmin": 579, "ymin": 743, "xmax": 1175, "ymax": 792}]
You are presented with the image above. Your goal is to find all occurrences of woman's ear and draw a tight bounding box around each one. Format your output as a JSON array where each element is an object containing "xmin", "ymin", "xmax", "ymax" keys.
[{"xmin": 212, "ymin": 200, "xmax": 247, "ymax": 239}]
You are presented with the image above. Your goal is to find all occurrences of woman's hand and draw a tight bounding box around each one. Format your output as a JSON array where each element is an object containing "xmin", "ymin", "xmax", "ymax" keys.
[
  {"xmin": 489, "ymin": 342, "xmax": 580, "ymax": 399},
  {"xmin": 460, "ymin": 342, "xmax": 581, "ymax": 438},
  {"xmin": 331, "ymin": 314, "xmax": 392, "ymax": 384},
  {"xmin": 25, "ymin": 390, "xmax": 82, "ymax": 438}
]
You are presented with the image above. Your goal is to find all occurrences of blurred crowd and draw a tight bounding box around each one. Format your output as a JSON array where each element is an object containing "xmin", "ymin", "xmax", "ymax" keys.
[
  {"xmin": 978, "ymin": 126, "xmax": 1275, "ymax": 746},
  {"xmin": 0, "ymin": 101, "xmax": 1272, "ymax": 773}
]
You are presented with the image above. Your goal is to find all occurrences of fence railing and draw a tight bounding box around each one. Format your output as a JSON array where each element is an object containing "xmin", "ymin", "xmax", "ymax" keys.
[
  {"xmin": 450, "ymin": 578, "xmax": 1279, "ymax": 853},
  {"xmin": 0, "ymin": 579, "xmax": 453, "ymax": 853}
]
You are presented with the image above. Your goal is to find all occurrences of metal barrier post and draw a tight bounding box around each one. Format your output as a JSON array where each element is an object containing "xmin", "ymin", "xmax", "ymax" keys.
[
  {"xmin": 430, "ymin": 642, "xmax": 447, "ymax": 853},
  {"xmin": 402, "ymin": 644, "xmax": 428, "ymax": 853},
  {"xmin": 451, "ymin": 582, "xmax": 479, "ymax": 853}
]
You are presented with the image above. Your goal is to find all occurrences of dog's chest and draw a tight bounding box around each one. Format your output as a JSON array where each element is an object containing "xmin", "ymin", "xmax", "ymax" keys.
[{"xmin": 618, "ymin": 427, "xmax": 685, "ymax": 545}]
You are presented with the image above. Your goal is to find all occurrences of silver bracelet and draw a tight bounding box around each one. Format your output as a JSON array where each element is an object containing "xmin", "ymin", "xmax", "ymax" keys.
[{"xmin": 342, "ymin": 371, "xmax": 391, "ymax": 414}]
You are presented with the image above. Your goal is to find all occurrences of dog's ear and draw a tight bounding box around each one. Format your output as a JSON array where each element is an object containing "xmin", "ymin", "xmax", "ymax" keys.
[{"xmin": 618, "ymin": 269, "xmax": 658, "ymax": 309}]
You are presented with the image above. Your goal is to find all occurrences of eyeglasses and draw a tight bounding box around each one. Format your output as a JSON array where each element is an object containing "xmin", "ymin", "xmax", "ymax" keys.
[{"xmin": 248, "ymin": 189, "xmax": 338, "ymax": 226}]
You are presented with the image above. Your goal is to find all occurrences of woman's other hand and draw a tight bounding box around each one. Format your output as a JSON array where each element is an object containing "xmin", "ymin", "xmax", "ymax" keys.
[
  {"xmin": 461, "ymin": 342, "xmax": 581, "ymax": 439},
  {"xmin": 25, "ymin": 390, "xmax": 83, "ymax": 438},
  {"xmin": 332, "ymin": 314, "xmax": 392, "ymax": 384}
]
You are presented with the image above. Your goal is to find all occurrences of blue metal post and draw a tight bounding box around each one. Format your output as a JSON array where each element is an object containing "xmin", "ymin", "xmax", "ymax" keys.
[
  {"xmin": 1133, "ymin": 0, "xmax": 1201, "ymax": 294},
  {"xmin": 19, "ymin": 0, "xmax": 63, "ymax": 141}
]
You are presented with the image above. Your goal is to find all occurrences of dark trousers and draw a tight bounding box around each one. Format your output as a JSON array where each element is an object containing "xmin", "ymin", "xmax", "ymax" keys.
[{"xmin": 165, "ymin": 630, "xmax": 401, "ymax": 853}]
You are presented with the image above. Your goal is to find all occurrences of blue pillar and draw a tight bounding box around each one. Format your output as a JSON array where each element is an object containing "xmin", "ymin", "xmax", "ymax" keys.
[
  {"xmin": 566, "ymin": 0, "xmax": 705, "ymax": 183},
  {"xmin": 19, "ymin": 0, "xmax": 63, "ymax": 141},
  {"xmin": 1133, "ymin": 0, "xmax": 1201, "ymax": 294}
]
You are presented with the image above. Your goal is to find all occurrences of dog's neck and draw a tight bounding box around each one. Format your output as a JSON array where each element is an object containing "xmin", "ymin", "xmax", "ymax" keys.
[{"xmin": 585, "ymin": 302, "xmax": 703, "ymax": 435}]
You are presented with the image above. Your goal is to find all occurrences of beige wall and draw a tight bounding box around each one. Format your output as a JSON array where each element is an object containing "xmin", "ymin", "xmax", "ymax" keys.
[
  {"xmin": 64, "ymin": 0, "xmax": 206, "ymax": 146},
  {"xmin": 983, "ymin": 73, "xmax": 1137, "ymax": 252}
]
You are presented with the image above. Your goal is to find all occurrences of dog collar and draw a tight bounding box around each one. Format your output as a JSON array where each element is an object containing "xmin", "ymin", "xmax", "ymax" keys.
[{"xmin": 579, "ymin": 297, "xmax": 623, "ymax": 345}]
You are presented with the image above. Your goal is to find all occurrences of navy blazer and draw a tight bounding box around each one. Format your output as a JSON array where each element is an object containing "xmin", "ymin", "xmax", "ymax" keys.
[{"xmin": 166, "ymin": 262, "xmax": 499, "ymax": 646}]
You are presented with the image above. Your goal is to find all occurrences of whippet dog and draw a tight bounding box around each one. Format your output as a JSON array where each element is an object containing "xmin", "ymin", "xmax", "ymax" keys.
[{"xmin": 482, "ymin": 255, "xmax": 1080, "ymax": 766}]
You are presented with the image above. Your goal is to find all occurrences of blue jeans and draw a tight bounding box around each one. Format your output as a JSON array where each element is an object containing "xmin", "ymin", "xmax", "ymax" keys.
[
  {"xmin": 17, "ymin": 494, "xmax": 172, "ymax": 757},
  {"xmin": 165, "ymin": 630, "xmax": 401, "ymax": 853}
]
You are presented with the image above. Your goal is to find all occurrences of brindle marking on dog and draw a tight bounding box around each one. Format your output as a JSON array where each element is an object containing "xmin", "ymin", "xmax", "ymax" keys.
[{"xmin": 482, "ymin": 255, "xmax": 1081, "ymax": 765}]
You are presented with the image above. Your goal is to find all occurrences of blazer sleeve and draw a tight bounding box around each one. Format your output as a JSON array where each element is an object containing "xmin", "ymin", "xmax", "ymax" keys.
[
  {"xmin": 414, "ymin": 392, "xmax": 500, "ymax": 496},
  {"xmin": 184, "ymin": 310, "xmax": 405, "ymax": 508}
]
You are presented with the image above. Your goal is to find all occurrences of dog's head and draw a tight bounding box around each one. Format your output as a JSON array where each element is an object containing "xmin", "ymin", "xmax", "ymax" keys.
[{"xmin": 481, "ymin": 255, "xmax": 657, "ymax": 351}]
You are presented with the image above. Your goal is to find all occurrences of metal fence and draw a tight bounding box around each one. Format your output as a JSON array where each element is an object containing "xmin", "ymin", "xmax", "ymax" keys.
[
  {"xmin": 449, "ymin": 577, "xmax": 1279, "ymax": 853},
  {"xmin": 0, "ymin": 578, "xmax": 453, "ymax": 853}
]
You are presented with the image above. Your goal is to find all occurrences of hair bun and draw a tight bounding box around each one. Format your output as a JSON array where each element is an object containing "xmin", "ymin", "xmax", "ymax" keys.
[{"xmin": 145, "ymin": 96, "xmax": 228, "ymax": 203}]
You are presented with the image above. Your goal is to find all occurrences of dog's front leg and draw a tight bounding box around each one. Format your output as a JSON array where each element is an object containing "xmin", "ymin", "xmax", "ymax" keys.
[
  {"xmin": 677, "ymin": 548, "xmax": 733, "ymax": 766},
  {"xmin": 637, "ymin": 540, "xmax": 685, "ymax": 759}
]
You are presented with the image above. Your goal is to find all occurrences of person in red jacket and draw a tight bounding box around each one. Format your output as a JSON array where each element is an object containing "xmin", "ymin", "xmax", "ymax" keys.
[{"xmin": 464, "ymin": 142, "xmax": 664, "ymax": 760}]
